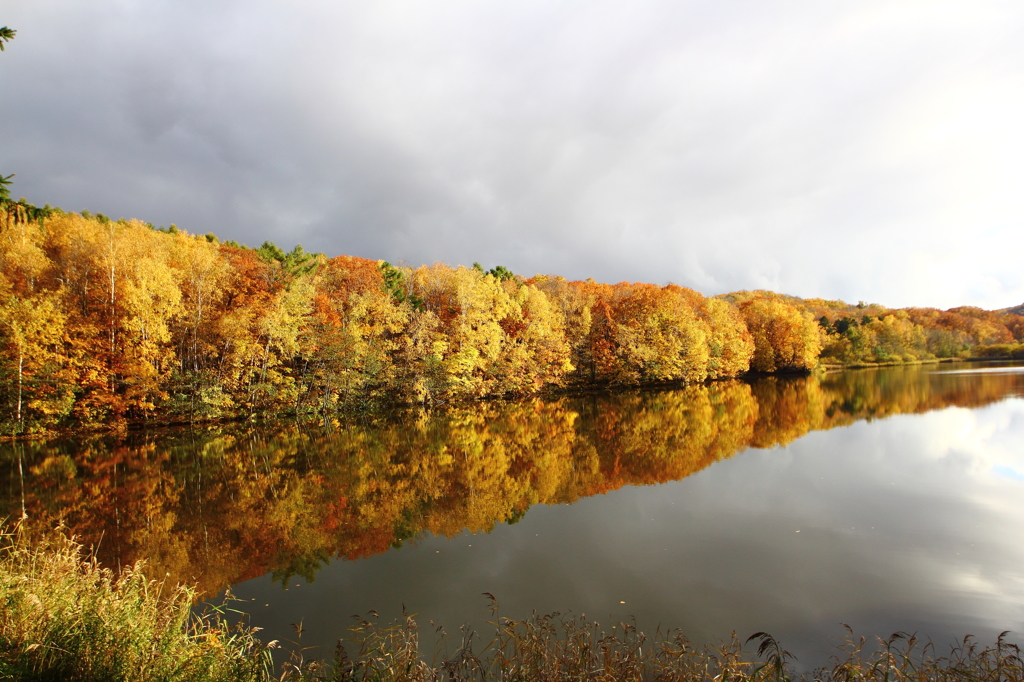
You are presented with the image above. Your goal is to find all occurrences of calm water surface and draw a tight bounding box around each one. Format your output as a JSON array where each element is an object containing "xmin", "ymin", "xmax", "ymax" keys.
[{"xmin": 4, "ymin": 362, "xmax": 1024, "ymax": 666}]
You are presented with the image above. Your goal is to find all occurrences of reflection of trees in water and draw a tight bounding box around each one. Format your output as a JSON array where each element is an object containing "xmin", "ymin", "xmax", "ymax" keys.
[{"xmin": 3, "ymin": 365, "xmax": 1022, "ymax": 597}]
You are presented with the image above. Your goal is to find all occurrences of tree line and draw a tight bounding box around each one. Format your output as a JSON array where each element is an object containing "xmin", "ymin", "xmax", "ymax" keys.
[{"xmin": 1, "ymin": 206, "xmax": 1022, "ymax": 433}]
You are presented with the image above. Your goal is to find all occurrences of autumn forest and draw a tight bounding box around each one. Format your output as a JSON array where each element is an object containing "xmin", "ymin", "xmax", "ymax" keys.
[{"xmin": 1, "ymin": 201, "xmax": 1023, "ymax": 435}]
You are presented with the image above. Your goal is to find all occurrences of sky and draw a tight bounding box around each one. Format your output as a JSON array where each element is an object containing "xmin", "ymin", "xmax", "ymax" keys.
[{"xmin": 3, "ymin": 1, "xmax": 1024, "ymax": 310}]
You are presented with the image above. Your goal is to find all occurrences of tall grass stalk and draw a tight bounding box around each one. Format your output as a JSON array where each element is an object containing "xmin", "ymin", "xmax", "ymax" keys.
[
  {"xmin": 283, "ymin": 597, "xmax": 1024, "ymax": 682},
  {"xmin": 0, "ymin": 526, "xmax": 273, "ymax": 681}
]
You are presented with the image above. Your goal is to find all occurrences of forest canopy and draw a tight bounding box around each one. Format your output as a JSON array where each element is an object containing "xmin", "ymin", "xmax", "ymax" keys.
[{"xmin": 1, "ymin": 202, "xmax": 1022, "ymax": 433}]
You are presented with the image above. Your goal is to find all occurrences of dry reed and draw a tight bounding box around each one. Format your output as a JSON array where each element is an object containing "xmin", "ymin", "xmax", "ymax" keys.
[{"xmin": 282, "ymin": 595, "xmax": 1024, "ymax": 682}]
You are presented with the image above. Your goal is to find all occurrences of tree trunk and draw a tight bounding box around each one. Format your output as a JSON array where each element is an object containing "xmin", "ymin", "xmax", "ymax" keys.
[{"xmin": 16, "ymin": 351, "xmax": 23, "ymax": 424}]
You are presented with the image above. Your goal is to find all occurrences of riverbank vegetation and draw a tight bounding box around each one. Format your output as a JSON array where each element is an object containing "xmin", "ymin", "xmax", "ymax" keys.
[
  {"xmin": 283, "ymin": 611, "xmax": 1024, "ymax": 682},
  {"xmin": 0, "ymin": 528, "xmax": 271, "ymax": 681},
  {"xmin": 2, "ymin": 529, "xmax": 1021, "ymax": 682},
  {"xmin": 1, "ymin": 202, "xmax": 1022, "ymax": 434}
]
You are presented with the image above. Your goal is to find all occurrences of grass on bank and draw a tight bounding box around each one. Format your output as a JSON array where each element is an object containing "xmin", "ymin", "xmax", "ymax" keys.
[
  {"xmin": 2, "ymin": 529, "xmax": 1023, "ymax": 682},
  {"xmin": 0, "ymin": 527, "xmax": 273, "ymax": 682}
]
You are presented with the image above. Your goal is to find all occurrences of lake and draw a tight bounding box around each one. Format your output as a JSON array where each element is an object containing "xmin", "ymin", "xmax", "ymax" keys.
[{"xmin": 3, "ymin": 361, "xmax": 1024, "ymax": 668}]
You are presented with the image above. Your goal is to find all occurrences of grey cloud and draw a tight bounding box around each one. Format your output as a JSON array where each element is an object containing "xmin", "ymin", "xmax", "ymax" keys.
[{"xmin": 4, "ymin": 1, "xmax": 1024, "ymax": 307}]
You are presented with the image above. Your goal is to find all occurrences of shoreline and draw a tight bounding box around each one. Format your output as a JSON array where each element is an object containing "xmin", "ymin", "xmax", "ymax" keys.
[{"xmin": 4, "ymin": 356, "xmax": 1017, "ymax": 443}]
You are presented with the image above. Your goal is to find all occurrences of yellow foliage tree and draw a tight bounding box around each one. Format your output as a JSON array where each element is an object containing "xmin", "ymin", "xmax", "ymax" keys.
[{"xmin": 738, "ymin": 297, "xmax": 822, "ymax": 372}]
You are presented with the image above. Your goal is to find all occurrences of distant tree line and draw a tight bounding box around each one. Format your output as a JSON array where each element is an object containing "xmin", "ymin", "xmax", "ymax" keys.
[{"xmin": 0, "ymin": 200, "xmax": 1022, "ymax": 433}]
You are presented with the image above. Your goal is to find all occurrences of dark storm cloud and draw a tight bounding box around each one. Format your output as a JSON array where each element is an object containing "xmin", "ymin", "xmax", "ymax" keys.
[{"xmin": 3, "ymin": 1, "xmax": 1024, "ymax": 308}]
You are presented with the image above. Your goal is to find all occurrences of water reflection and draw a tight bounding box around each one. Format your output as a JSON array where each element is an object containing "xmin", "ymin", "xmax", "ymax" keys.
[{"xmin": 2, "ymin": 363, "xmax": 1022, "ymax": 600}]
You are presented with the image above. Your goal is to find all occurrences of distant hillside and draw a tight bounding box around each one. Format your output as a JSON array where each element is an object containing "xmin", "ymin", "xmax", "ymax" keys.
[{"xmin": 1002, "ymin": 303, "xmax": 1024, "ymax": 316}]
